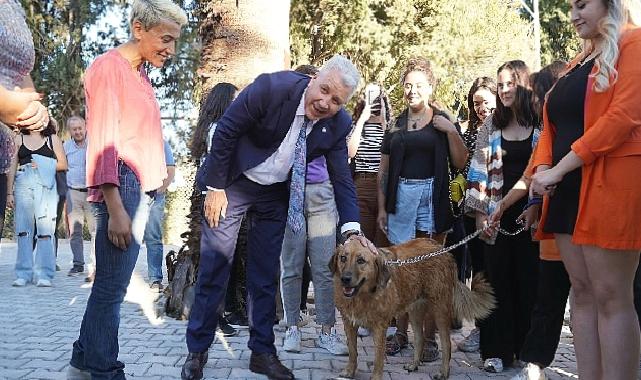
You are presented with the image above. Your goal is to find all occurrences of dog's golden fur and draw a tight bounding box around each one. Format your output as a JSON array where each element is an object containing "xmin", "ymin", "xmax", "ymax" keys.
[{"xmin": 330, "ymin": 238, "xmax": 495, "ymax": 380}]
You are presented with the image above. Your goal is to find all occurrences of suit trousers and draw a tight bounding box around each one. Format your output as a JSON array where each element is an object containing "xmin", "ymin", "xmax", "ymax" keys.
[{"xmin": 186, "ymin": 175, "xmax": 289, "ymax": 354}]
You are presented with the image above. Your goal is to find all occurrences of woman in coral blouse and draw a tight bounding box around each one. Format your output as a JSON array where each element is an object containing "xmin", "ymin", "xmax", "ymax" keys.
[
  {"xmin": 67, "ymin": 1, "xmax": 187, "ymax": 379},
  {"xmin": 531, "ymin": 1, "xmax": 641, "ymax": 378}
]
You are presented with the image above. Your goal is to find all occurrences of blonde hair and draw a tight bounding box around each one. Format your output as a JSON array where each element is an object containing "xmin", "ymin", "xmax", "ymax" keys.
[
  {"xmin": 584, "ymin": 0, "xmax": 641, "ymax": 92},
  {"xmin": 130, "ymin": 0, "xmax": 188, "ymax": 30}
]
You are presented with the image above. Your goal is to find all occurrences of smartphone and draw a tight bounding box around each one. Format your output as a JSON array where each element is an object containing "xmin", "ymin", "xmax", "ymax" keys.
[{"xmin": 366, "ymin": 89, "xmax": 377, "ymax": 106}]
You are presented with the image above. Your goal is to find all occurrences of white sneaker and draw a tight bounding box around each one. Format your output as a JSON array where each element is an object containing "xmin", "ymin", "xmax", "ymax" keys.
[
  {"xmin": 357, "ymin": 327, "xmax": 370, "ymax": 337},
  {"xmin": 318, "ymin": 328, "xmax": 348, "ymax": 356},
  {"xmin": 36, "ymin": 279, "xmax": 52, "ymax": 287},
  {"xmin": 67, "ymin": 365, "xmax": 91, "ymax": 380},
  {"xmin": 484, "ymin": 358, "xmax": 504, "ymax": 373},
  {"xmin": 12, "ymin": 278, "xmax": 27, "ymax": 287},
  {"xmin": 457, "ymin": 328, "xmax": 480, "ymax": 352},
  {"xmin": 283, "ymin": 326, "xmax": 301, "ymax": 353},
  {"xmin": 511, "ymin": 363, "xmax": 546, "ymax": 380}
]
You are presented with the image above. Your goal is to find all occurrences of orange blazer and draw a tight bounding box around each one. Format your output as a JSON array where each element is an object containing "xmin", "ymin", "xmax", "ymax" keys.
[{"xmin": 532, "ymin": 25, "xmax": 641, "ymax": 250}]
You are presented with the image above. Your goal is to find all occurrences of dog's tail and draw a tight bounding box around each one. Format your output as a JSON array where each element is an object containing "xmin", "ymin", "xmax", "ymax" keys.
[{"xmin": 453, "ymin": 273, "xmax": 496, "ymax": 322}]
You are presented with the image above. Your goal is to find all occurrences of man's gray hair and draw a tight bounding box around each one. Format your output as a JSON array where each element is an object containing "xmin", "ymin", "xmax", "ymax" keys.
[
  {"xmin": 66, "ymin": 115, "xmax": 85, "ymax": 127},
  {"xmin": 130, "ymin": 0, "xmax": 188, "ymax": 30},
  {"xmin": 320, "ymin": 55, "xmax": 361, "ymax": 99}
]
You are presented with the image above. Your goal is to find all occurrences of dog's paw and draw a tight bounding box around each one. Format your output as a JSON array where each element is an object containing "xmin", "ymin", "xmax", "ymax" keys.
[
  {"xmin": 339, "ymin": 368, "xmax": 356, "ymax": 379},
  {"xmin": 403, "ymin": 362, "xmax": 420, "ymax": 372},
  {"xmin": 432, "ymin": 372, "xmax": 448, "ymax": 380}
]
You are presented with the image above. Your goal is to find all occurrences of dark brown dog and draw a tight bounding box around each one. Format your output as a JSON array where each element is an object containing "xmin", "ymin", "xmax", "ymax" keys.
[{"xmin": 330, "ymin": 238, "xmax": 495, "ymax": 380}]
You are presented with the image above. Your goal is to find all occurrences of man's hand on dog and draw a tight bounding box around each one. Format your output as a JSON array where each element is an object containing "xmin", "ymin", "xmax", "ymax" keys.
[{"xmin": 344, "ymin": 234, "xmax": 378, "ymax": 255}]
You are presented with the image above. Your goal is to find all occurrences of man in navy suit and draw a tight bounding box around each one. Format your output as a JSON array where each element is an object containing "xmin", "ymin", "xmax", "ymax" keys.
[{"xmin": 181, "ymin": 55, "xmax": 365, "ymax": 380}]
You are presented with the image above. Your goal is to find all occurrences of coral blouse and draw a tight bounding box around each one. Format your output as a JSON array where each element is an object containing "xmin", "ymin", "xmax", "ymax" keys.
[
  {"xmin": 84, "ymin": 49, "xmax": 166, "ymax": 201},
  {"xmin": 532, "ymin": 26, "xmax": 641, "ymax": 250}
]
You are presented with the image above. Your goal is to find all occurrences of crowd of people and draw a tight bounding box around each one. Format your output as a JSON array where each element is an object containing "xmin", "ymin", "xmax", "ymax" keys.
[{"xmin": 2, "ymin": 0, "xmax": 641, "ymax": 380}]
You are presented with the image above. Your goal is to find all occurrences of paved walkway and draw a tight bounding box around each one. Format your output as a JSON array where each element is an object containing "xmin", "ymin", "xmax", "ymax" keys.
[{"xmin": 0, "ymin": 240, "xmax": 578, "ymax": 379}]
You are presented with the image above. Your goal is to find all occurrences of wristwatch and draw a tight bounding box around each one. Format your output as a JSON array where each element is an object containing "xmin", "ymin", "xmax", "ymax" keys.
[{"xmin": 340, "ymin": 229, "xmax": 362, "ymax": 244}]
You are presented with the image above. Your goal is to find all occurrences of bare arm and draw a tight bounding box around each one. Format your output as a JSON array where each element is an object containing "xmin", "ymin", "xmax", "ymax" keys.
[
  {"xmin": 433, "ymin": 115, "xmax": 468, "ymax": 169},
  {"xmin": 347, "ymin": 103, "xmax": 371, "ymax": 158},
  {"xmin": 158, "ymin": 165, "xmax": 176, "ymax": 193},
  {"xmin": 51, "ymin": 135, "xmax": 68, "ymax": 171},
  {"xmin": 376, "ymin": 154, "xmax": 390, "ymax": 233},
  {"xmin": 102, "ymin": 184, "xmax": 132, "ymax": 250}
]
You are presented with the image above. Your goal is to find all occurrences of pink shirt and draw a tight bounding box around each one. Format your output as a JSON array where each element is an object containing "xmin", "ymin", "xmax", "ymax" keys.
[{"xmin": 84, "ymin": 49, "xmax": 166, "ymax": 201}]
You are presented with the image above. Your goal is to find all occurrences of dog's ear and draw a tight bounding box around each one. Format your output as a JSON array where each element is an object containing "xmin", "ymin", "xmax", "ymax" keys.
[
  {"xmin": 329, "ymin": 245, "xmax": 341, "ymax": 274},
  {"xmin": 375, "ymin": 255, "xmax": 391, "ymax": 289}
]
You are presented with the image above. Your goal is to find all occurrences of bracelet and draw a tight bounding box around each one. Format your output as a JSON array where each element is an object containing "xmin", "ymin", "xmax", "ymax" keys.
[{"xmin": 523, "ymin": 197, "xmax": 543, "ymax": 211}]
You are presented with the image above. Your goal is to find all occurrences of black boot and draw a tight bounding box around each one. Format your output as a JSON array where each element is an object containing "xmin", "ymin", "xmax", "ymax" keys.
[
  {"xmin": 181, "ymin": 351, "xmax": 208, "ymax": 380},
  {"xmin": 249, "ymin": 352, "xmax": 294, "ymax": 380}
]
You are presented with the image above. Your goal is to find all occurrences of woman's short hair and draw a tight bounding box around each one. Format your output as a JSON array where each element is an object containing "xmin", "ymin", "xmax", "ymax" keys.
[
  {"xmin": 400, "ymin": 57, "xmax": 437, "ymax": 87},
  {"xmin": 467, "ymin": 77, "xmax": 497, "ymax": 128},
  {"xmin": 586, "ymin": 0, "xmax": 641, "ymax": 92},
  {"xmin": 130, "ymin": 0, "xmax": 188, "ymax": 30},
  {"xmin": 319, "ymin": 55, "xmax": 361, "ymax": 99},
  {"xmin": 493, "ymin": 60, "xmax": 540, "ymax": 129}
]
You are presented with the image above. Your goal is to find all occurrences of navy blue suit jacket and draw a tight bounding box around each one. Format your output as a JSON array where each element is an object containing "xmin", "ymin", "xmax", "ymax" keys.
[{"xmin": 198, "ymin": 70, "xmax": 359, "ymax": 227}]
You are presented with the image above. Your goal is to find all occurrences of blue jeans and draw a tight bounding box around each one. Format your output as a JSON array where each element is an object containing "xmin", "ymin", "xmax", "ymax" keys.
[
  {"xmin": 280, "ymin": 180, "xmax": 338, "ymax": 327},
  {"xmin": 387, "ymin": 178, "xmax": 435, "ymax": 245},
  {"xmin": 144, "ymin": 192, "xmax": 165, "ymax": 282},
  {"xmin": 14, "ymin": 157, "xmax": 58, "ymax": 282},
  {"xmin": 70, "ymin": 163, "xmax": 153, "ymax": 379}
]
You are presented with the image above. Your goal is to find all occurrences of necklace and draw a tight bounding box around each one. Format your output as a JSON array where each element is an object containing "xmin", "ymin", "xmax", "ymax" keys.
[{"xmin": 407, "ymin": 108, "xmax": 431, "ymax": 130}]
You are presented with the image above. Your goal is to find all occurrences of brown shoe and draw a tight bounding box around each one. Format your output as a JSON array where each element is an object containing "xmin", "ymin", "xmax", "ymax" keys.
[
  {"xmin": 181, "ymin": 351, "xmax": 208, "ymax": 380},
  {"xmin": 249, "ymin": 352, "xmax": 294, "ymax": 380}
]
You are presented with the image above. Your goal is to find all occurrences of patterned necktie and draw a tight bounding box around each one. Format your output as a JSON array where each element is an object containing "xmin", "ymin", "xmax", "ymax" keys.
[{"xmin": 287, "ymin": 117, "xmax": 310, "ymax": 233}]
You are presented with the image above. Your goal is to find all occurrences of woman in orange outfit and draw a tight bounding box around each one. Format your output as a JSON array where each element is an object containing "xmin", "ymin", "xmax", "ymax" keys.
[{"xmin": 530, "ymin": 1, "xmax": 641, "ymax": 378}]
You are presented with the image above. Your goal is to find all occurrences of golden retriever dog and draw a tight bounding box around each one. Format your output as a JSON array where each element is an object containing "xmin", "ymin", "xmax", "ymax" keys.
[{"xmin": 330, "ymin": 238, "xmax": 495, "ymax": 380}]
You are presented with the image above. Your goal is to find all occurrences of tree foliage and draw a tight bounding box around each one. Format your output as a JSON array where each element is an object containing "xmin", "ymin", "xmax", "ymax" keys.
[
  {"xmin": 20, "ymin": 0, "xmax": 199, "ymax": 142},
  {"xmin": 291, "ymin": 0, "xmax": 536, "ymax": 117},
  {"xmin": 20, "ymin": 0, "xmax": 111, "ymax": 124},
  {"xmin": 537, "ymin": 0, "xmax": 581, "ymax": 64}
]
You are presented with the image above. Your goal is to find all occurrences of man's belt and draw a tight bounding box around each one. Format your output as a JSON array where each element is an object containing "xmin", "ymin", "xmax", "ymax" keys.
[{"xmin": 70, "ymin": 187, "xmax": 88, "ymax": 192}]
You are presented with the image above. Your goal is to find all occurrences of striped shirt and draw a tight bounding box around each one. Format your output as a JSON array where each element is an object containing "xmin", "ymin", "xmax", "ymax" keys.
[
  {"xmin": 64, "ymin": 138, "xmax": 88, "ymax": 189},
  {"xmin": 354, "ymin": 122, "xmax": 385, "ymax": 173}
]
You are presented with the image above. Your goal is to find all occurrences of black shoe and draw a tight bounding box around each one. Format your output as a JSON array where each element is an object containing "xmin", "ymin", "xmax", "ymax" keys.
[
  {"xmin": 181, "ymin": 351, "xmax": 208, "ymax": 380},
  {"xmin": 150, "ymin": 280, "xmax": 164, "ymax": 292},
  {"xmin": 249, "ymin": 352, "xmax": 294, "ymax": 380},
  {"xmin": 224, "ymin": 311, "xmax": 249, "ymax": 328},
  {"xmin": 68, "ymin": 265, "xmax": 85, "ymax": 277},
  {"xmin": 217, "ymin": 317, "xmax": 238, "ymax": 337}
]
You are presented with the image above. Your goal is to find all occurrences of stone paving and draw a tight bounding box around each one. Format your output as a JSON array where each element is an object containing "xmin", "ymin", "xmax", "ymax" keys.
[{"xmin": 0, "ymin": 240, "xmax": 578, "ymax": 379}]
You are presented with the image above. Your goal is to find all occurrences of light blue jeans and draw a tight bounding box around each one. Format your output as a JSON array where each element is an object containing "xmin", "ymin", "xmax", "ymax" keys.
[
  {"xmin": 387, "ymin": 177, "xmax": 435, "ymax": 245},
  {"xmin": 70, "ymin": 162, "xmax": 153, "ymax": 379},
  {"xmin": 280, "ymin": 180, "xmax": 338, "ymax": 327},
  {"xmin": 144, "ymin": 192, "xmax": 165, "ymax": 282},
  {"xmin": 14, "ymin": 155, "xmax": 58, "ymax": 282}
]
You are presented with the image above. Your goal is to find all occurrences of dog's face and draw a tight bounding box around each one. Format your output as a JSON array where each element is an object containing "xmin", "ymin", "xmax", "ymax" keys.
[{"xmin": 329, "ymin": 239, "xmax": 391, "ymax": 298}]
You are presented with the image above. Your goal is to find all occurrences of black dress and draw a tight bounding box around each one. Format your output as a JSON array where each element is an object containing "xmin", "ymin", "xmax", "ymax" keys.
[{"xmin": 544, "ymin": 59, "xmax": 595, "ymax": 234}]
